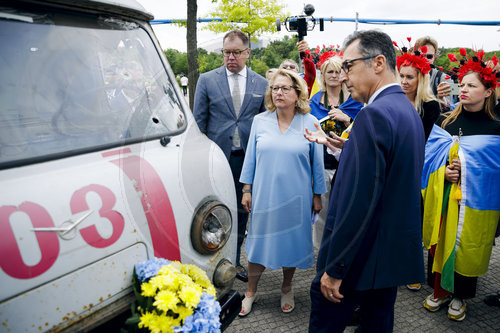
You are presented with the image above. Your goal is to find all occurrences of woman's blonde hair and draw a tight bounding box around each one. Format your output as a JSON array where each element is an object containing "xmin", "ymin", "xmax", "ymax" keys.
[
  {"xmin": 319, "ymin": 56, "xmax": 349, "ymax": 100},
  {"xmin": 441, "ymin": 71, "xmax": 497, "ymax": 128},
  {"xmin": 264, "ymin": 69, "xmax": 311, "ymax": 115},
  {"xmin": 414, "ymin": 70, "xmax": 440, "ymax": 115}
]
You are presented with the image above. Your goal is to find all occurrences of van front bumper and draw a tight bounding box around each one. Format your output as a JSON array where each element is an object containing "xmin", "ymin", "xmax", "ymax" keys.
[{"xmin": 219, "ymin": 289, "xmax": 241, "ymax": 331}]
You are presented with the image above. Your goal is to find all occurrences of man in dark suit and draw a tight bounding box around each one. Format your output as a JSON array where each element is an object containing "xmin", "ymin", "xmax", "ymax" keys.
[
  {"xmin": 308, "ymin": 30, "xmax": 426, "ymax": 332},
  {"xmin": 193, "ymin": 30, "xmax": 268, "ymax": 282}
]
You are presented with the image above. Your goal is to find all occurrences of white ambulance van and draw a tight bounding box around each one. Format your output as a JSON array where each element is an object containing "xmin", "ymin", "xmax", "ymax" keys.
[{"xmin": 0, "ymin": 0, "xmax": 240, "ymax": 331}]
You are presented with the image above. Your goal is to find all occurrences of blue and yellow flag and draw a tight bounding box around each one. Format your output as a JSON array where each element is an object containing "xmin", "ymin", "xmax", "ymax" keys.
[{"xmin": 422, "ymin": 125, "xmax": 500, "ymax": 292}]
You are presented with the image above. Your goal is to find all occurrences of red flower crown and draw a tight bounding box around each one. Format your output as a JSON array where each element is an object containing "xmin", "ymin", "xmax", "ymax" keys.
[
  {"xmin": 393, "ymin": 37, "xmax": 432, "ymax": 75},
  {"xmin": 310, "ymin": 44, "xmax": 344, "ymax": 69},
  {"xmin": 446, "ymin": 48, "xmax": 500, "ymax": 88}
]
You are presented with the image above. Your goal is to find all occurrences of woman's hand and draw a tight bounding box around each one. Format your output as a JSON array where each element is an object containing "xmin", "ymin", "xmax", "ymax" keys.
[
  {"xmin": 328, "ymin": 108, "xmax": 350, "ymax": 127},
  {"xmin": 445, "ymin": 159, "xmax": 461, "ymax": 183},
  {"xmin": 242, "ymin": 193, "xmax": 252, "ymax": 213},
  {"xmin": 304, "ymin": 123, "xmax": 346, "ymax": 151},
  {"xmin": 313, "ymin": 194, "xmax": 322, "ymax": 213}
]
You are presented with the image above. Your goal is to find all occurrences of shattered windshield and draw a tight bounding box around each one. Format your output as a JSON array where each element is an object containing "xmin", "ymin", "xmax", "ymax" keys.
[{"xmin": 0, "ymin": 6, "xmax": 186, "ymax": 166}]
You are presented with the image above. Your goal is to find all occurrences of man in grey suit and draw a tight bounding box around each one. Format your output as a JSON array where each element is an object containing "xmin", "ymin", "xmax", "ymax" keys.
[{"xmin": 193, "ymin": 29, "xmax": 268, "ymax": 282}]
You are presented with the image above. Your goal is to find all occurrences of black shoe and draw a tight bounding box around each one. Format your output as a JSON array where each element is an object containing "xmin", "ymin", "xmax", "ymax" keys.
[
  {"xmin": 484, "ymin": 292, "xmax": 500, "ymax": 307},
  {"xmin": 236, "ymin": 266, "xmax": 248, "ymax": 282},
  {"xmin": 347, "ymin": 306, "xmax": 360, "ymax": 326}
]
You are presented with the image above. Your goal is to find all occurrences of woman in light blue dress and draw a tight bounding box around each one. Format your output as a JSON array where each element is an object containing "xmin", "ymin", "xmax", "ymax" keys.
[{"xmin": 238, "ymin": 69, "xmax": 326, "ymax": 316}]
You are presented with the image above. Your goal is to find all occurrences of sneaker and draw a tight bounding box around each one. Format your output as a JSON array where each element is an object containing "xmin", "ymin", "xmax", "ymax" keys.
[
  {"xmin": 407, "ymin": 283, "xmax": 422, "ymax": 291},
  {"xmin": 423, "ymin": 293, "xmax": 452, "ymax": 312},
  {"xmin": 448, "ymin": 297, "xmax": 466, "ymax": 322}
]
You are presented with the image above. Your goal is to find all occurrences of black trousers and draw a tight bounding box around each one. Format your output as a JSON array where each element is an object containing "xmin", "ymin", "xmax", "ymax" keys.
[
  {"xmin": 229, "ymin": 150, "xmax": 248, "ymax": 267},
  {"xmin": 309, "ymin": 273, "xmax": 397, "ymax": 333},
  {"xmin": 426, "ymin": 250, "xmax": 478, "ymax": 299}
]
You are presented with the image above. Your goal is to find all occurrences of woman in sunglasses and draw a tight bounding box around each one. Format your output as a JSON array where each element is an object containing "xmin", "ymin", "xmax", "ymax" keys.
[{"xmin": 239, "ymin": 69, "xmax": 326, "ymax": 316}]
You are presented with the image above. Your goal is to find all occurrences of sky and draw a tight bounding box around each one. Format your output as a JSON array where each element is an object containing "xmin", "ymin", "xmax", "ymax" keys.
[{"xmin": 137, "ymin": 0, "xmax": 500, "ymax": 53}]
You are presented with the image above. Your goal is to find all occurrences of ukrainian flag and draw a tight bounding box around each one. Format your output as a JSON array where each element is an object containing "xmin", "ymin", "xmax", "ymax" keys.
[{"xmin": 422, "ymin": 125, "xmax": 500, "ymax": 292}]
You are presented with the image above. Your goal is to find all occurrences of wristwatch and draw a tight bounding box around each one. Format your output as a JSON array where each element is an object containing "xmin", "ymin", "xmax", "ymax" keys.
[{"xmin": 242, "ymin": 189, "xmax": 252, "ymax": 193}]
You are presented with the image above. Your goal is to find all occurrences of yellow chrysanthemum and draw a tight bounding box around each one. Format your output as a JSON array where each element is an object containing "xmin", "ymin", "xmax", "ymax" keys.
[
  {"xmin": 146, "ymin": 314, "xmax": 162, "ymax": 333},
  {"xmin": 187, "ymin": 264, "xmax": 206, "ymax": 278},
  {"xmin": 179, "ymin": 284, "xmax": 202, "ymax": 309},
  {"xmin": 176, "ymin": 304, "xmax": 194, "ymax": 323},
  {"xmin": 153, "ymin": 290, "xmax": 179, "ymax": 312},
  {"xmin": 155, "ymin": 314, "xmax": 177, "ymax": 333},
  {"xmin": 138, "ymin": 310, "xmax": 156, "ymax": 329},
  {"xmin": 164, "ymin": 261, "xmax": 182, "ymax": 272},
  {"xmin": 141, "ymin": 282, "xmax": 157, "ymax": 297},
  {"xmin": 205, "ymin": 285, "xmax": 217, "ymax": 297}
]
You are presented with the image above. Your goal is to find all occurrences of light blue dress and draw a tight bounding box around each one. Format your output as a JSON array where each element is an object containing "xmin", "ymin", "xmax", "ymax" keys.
[{"xmin": 240, "ymin": 111, "xmax": 327, "ymax": 269}]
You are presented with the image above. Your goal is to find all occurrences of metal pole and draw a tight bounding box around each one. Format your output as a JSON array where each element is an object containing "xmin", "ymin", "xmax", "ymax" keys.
[{"xmin": 355, "ymin": 12, "xmax": 359, "ymax": 31}]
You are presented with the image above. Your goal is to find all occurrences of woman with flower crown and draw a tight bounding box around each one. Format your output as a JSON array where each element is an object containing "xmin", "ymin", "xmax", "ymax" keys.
[
  {"xmin": 396, "ymin": 43, "xmax": 442, "ymax": 141},
  {"xmin": 421, "ymin": 49, "xmax": 500, "ymax": 322},
  {"xmin": 395, "ymin": 41, "xmax": 443, "ymax": 293}
]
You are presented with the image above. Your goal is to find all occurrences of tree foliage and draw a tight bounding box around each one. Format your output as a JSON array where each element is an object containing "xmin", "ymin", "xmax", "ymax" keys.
[
  {"xmin": 165, "ymin": 36, "xmax": 500, "ymax": 80},
  {"xmin": 205, "ymin": 0, "xmax": 287, "ymax": 43}
]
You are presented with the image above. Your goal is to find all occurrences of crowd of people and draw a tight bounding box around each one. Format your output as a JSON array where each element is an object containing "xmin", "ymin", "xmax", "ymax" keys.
[{"xmin": 192, "ymin": 28, "xmax": 500, "ymax": 332}]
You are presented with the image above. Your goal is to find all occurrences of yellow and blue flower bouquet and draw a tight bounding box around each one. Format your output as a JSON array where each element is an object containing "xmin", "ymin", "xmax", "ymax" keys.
[{"xmin": 125, "ymin": 257, "xmax": 221, "ymax": 333}]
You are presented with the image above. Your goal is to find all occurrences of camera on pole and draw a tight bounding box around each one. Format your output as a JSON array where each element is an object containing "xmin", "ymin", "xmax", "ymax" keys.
[{"xmin": 276, "ymin": 4, "xmax": 324, "ymax": 42}]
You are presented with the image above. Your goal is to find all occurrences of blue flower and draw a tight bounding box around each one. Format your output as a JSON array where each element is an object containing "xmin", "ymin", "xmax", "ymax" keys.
[
  {"xmin": 176, "ymin": 293, "xmax": 221, "ymax": 332},
  {"xmin": 135, "ymin": 257, "xmax": 171, "ymax": 282}
]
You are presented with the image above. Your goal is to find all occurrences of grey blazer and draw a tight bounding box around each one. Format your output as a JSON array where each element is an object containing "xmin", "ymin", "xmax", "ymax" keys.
[{"xmin": 193, "ymin": 65, "xmax": 268, "ymax": 160}]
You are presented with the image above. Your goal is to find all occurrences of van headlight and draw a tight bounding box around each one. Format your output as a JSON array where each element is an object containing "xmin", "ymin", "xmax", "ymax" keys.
[{"xmin": 191, "ymin": 201, "xmax": 232, "ymax": 254}]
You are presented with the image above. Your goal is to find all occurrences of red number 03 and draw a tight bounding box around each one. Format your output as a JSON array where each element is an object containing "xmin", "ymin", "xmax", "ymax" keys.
[
  {"xmin": 0, "ymin": 185, "xmax": 124, "ymax": 279},
  {"xmin": 71, "ymin": 184, "xmax": 125, "ymax": 248}
]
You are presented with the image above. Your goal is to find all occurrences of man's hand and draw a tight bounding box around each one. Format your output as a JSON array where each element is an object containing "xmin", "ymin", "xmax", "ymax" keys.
[
  {"xmin": 297, "ymin": 40, "xmax": 310, "ymax": 54},
  {"xmin": 304, "ymin": 123, "xmax": 346, "ymax": 152},
  {"xmin": 320, "ymin": 272, "xmax": 344, "ymax": 303},
  {"xmin": 437, "ymin": 82, "xmax": 451, "ymax": 99}
]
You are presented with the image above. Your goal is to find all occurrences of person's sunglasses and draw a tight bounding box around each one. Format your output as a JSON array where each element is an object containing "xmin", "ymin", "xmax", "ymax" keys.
[
  {"xmin": 341, "ymin": 54, "xmax": 379, "ymax": 74},
  {"xmin": 281, "ymin": 64, "xmax": 297, "ymax": 70}
]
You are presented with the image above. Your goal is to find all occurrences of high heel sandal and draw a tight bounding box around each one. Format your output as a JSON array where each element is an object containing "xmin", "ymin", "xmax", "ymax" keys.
[
  {"xmin": 239, "ymin": 293, "xmax": 258, "ymax": 317},
  {"xmin": 281, "ymin": 289, "xmax": 295, "ymax": 313}
]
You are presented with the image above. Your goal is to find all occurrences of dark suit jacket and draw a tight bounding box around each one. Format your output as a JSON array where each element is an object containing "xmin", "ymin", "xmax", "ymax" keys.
[
  {"xmin": 193, "ymin": 65, "xmax": 268, "ymax": 159},
  {"xmin": 316, "ymin": 85, "xmax": 426, "ymax": 292}
]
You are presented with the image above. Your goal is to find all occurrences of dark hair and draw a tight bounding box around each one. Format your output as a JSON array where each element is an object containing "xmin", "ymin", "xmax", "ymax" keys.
[
  {"xmin": 343, "ymin": 30, "xmax": 397, "ymax": 74},
  {"xmin": 223, "ymin": 29, "xmax": 249, "ymax": 47}
]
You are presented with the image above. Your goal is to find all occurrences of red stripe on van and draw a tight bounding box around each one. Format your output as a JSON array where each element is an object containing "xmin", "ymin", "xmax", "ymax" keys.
[
  {"xmin": 102, "ymin": 148, "xmax": 132, "ymax": 157},
  {"xmin": 109, "ymin": 155, "xmax": 181, "ymax": 261}
]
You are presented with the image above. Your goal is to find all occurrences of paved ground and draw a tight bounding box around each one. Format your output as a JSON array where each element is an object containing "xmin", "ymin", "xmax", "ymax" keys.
[{"xmin": 226, "ymin": 243, "xmax": 500, "ymax": 333}]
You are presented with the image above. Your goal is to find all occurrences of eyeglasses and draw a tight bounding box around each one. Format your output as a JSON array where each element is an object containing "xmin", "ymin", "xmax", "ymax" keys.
[
  {"xmin": 423, "ymin": 54, "xmax": 435, "ymax": 60},
  {"xmin": 341, "ymin": 54, "xmax": 380, "ymax": 74},
  {"xmin": 270, "ymin": 85, "xmax": 296, "ymax": 94},
  {"xmin": 280, "ymin": 64, "xmax": 297, "ymax": 70},
  {"xmin": 221, "ymin": 48, "xmax": 248, "ymax": 58}
]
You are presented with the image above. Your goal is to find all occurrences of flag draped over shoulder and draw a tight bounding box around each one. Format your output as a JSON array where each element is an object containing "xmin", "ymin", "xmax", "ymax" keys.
[{"xmin": 421, "ymin": 125, "xmax": 500, "ymax": 292}]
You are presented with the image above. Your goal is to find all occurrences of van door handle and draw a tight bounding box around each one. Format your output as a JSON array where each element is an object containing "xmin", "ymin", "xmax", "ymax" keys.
[{"xmin": 32, "ymin": 210, "xmax": 93, "ymax": 235}]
